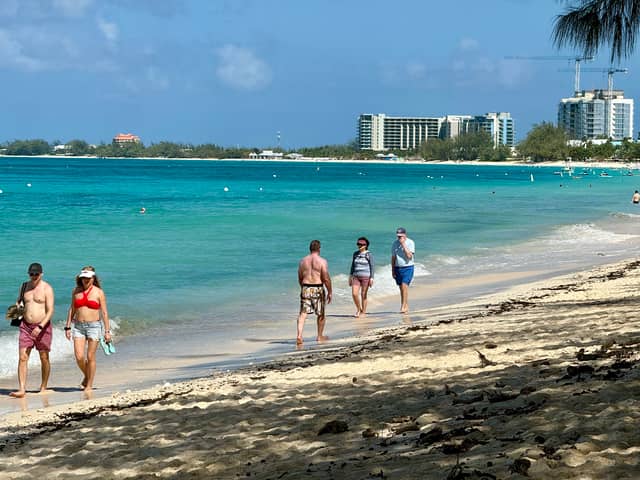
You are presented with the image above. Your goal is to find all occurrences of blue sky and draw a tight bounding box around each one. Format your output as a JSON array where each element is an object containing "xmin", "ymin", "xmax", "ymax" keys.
[{"xmin": 1, "ymin": 0, "xmax": 638, "ymax": 148}]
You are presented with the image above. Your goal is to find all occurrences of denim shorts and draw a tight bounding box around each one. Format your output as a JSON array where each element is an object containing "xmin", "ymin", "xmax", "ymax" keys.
[
  {"xmin": 72, "ymin": 321, "xmax": 103, "ymax": 340},
  {"xmin": 393, "ymin": 265, "xmax": 414, "ymax": 286}
]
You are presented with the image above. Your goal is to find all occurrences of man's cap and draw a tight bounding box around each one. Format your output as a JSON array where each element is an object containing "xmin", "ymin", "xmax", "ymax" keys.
[
  {"xmin": 396, "ymin": 227, "xmax": 407, "ymax": 235},
  {"xmin": 28, "ymin": 263, "xmax": 43, "ymax": 274}
]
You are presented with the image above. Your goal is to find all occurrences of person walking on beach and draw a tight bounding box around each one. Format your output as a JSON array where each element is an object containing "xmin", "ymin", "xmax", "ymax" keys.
[
  {"xmin": 391, "ymin": 227, "xmax": 415, "ymax": 314},
  {"xmin": 297, "ymin": 240, "xmax": 332, "ymax": 345},
  {"xmin": 64, "ymin": 266, "xmax": 111, "ymax": 394},
  {"xmin": 10, "ymin": 263, "xmax": 55, "ymax": 398},
  {"xmin": 632, "ymin": 190, "xmax": 640, "ymax": 204},
  {"xmin": 349, "ymin": 236, "xmax": 374, "ymax": 317}
]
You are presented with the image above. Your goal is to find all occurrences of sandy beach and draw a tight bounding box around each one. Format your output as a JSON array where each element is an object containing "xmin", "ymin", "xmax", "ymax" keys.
[{"xmin": 1, "ymin": 258, "xmax": 639, "ymax": 479}]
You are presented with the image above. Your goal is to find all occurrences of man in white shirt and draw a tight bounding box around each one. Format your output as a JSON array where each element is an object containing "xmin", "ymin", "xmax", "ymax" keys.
[{"xmin": 391, "ymin": 227, "xmax": 415, "ymax": 313}]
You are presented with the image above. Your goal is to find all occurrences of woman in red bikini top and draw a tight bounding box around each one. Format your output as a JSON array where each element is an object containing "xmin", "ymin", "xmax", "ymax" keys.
[{"xmin": 64, "ymin": 265, "xmax": 111, "ymax": 393}]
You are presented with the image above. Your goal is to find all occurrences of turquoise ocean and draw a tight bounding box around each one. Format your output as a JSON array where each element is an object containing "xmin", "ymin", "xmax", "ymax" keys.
[{"xmin": 2, "ymin": 157, "xmax": 640, "ymax": 400}]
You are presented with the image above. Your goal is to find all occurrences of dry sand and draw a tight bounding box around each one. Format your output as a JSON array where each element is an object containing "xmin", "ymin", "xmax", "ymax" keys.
[{"xmin": 1, "ymin": 259, "xmax": 640, "ymax": 479}]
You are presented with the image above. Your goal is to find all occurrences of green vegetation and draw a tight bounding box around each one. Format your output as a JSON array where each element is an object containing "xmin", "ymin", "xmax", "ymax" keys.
[
  {"xmin": 418, "ymin": 131, "xmax": 511, "ymax": 161},
  {"xmin": 2, "ymin": 125, "xmax": 640, "ymax": 162},
  {"xmin": 517, "ymin": 122, "xmax": 568, "ymax": 162}
]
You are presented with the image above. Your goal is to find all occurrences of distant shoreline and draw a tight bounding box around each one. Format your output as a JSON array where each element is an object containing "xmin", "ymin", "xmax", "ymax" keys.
[{"xmin": 2, "ymin": 154, "xmax": 639, "ymax": 169}]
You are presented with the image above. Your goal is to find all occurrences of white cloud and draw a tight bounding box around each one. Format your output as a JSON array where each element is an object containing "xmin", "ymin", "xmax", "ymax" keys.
[
  {"xmin": 53, "ymin": 0, "xmax": 93, "ymax": 17},
  {"xmin": 97, "ymin": 18, "xmax": 118, "ymax": 46},
  {"xmin": 215, "ymin": 44, "xmax": 271, "ymax": 91},
  {"xmin": 0, "ymin": 29, "xmax": 45, "ymax": 71},
  {"xmin": 458, "ymin": 37, "xmax": 479, "ymax": 51}
]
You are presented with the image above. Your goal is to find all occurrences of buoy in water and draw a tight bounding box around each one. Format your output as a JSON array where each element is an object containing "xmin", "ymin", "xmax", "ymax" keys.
[{"xmin": 223, "ymin": 186, "xmax": 229, "ymax": 192}]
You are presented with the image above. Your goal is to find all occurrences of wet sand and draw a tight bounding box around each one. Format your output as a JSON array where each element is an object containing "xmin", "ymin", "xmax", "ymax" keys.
[{"xmin": 1, "ymin": 258, "xmax": 639, "ymax": 478}]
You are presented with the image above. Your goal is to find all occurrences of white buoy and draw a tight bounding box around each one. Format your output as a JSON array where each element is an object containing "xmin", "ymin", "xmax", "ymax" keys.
[
  {"xmin": 26, "ymin": 183, "xmax": 32, "ymax": 187},
  {"xmin": 0, "ymin": 189, "xmax": 3, "ymax": 194},
  {"xmin": 272, "ymin": 174, "xmax": 277, "ymax": 178},
  {"xmin": 259, "ymin": 187, "xmax": 263, "ymax": 192},
  {"xmin": 223, "ymin": 186, "xmax": 229, "ymax": 192},
  {"xmin": 530, "ymin": 174, "xmax": 534, "ymax": 182}
]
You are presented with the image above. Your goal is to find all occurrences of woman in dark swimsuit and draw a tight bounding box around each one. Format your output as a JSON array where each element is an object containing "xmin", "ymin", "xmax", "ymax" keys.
[{"xmin": 64, "ymin": 266, "xmax": 111, "ymax": 394}]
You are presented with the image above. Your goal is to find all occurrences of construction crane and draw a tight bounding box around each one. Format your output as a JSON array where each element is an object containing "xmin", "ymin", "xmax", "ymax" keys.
[
  {"xmin": 504, "ymin": 55, "xmax": 593, "ymax": 92},
  {"xmin": 562, "ymin": 67, "xmax": 628, "ymax": 98}
]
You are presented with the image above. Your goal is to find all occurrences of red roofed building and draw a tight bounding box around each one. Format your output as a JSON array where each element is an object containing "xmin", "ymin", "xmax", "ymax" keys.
[{"xmin": 113, "ymin": 133, "xmax": 141, "ymax": 144}]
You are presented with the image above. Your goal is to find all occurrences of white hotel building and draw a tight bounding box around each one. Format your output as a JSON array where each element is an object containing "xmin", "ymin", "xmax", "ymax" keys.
[
  {"xmin": 358, "ymin": 112, "xmax": 514, "ymax": 151},
  {"xmin": 558, "ymin": 89, "xmax": 634, "ymax": 140}
]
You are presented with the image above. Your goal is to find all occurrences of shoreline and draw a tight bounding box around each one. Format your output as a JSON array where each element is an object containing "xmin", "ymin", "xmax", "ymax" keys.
[
  {"xmin": 1, "ymin": 257, "xmax": 640, "ymax": 478},
  {"xmin": 2, "ymin": 153, "xmax": 640, "ymax": 169}
]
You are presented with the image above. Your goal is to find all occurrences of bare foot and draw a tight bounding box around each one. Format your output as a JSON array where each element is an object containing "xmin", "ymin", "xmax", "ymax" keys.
[
  {"xmin": 83, "ymin": 388, "xmax": 94, "ymax": 400},
  {"xmin": 354, "ymin": 310, "xmax": 360, "ymax": 318},
  {"xmin": 296, "ymin": 337, "xmax": 304, "ymax": 345},
  {"xmin": 38, "ymin": 387, "xmax": 53, "ymax": 394},
  {"xmin": 80, "ymin": 378, "xmax": 88, "ymax": 388},
  {"xmin": 317, "ymin": 335, "xmax": 329, "ymax": 343},
  {"xmin": 9, "ymin": 390, "xmax": 25, "ymax": 398}
]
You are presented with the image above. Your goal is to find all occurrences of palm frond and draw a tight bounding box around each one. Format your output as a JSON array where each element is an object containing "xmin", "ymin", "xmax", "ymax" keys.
[{"xmin": 553, "ymin": 0, "xmax": 640, "ymax": 63}]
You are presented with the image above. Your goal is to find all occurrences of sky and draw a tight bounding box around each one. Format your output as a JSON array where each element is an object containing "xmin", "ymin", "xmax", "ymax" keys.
[{"xmin": 1, "ymin": 0, "xmax": 639, "ymax": 148}]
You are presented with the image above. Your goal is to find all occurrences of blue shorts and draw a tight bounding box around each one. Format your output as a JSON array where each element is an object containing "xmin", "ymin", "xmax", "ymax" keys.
[
  {"xmin": 72, "ymin": 321, "xmax": 103, "ymax": 340},
  {"xmin": 393, "ymin": 266, "xmax": 414, "ymax": 286}
]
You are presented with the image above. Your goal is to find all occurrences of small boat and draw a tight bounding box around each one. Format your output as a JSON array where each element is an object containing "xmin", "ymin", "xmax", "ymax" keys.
[{"xmin": 599, "ymin": 172, "xmax": 611, "ymax": 177}]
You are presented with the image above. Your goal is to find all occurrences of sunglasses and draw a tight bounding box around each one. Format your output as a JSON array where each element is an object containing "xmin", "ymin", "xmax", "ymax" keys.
[
  {"xmin": 28, "ymin": 272, "xmax": 40, "ymax": 277},
  {"xmin": 357, "ymin": 243, "xmax": 367, "ymax": 247}
]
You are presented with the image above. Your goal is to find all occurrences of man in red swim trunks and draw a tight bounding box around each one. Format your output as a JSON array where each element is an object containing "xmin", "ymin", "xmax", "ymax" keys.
[
  {"xmin": 296, "ymin": 240, "xmax": 332, "ymax": 345},
  {"xmin": 10, "ymin": 263, "xmax": 55, "ymax": 398}
]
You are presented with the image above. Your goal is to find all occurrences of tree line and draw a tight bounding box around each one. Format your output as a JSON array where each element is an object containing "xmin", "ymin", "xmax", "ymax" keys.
[
  {"xmin": 2, "ymin": 125, "xmax": 640, "ymax": 162},
  {"xmin": 0, "ymin": 138, "xmax": 380, "ymax": 160}
]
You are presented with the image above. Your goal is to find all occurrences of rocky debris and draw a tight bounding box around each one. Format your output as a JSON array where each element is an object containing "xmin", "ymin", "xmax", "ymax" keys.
[
  {"xmin": 452, "ymin": 391, "xmax": 485, "ymax": 405},
  {"xmin": 475, "ymin": 350, "xmax": 497, "ymax": 367},
  {"xmin": 417, "ymin": 426, "xmax": 445, "ymax": 446},
  {"xmin": 318, "ymin": 420, "xmax": 349, "ymax": 435},
  {"xmin": 509, "ymin": 458, "xmax": 531, "ymax": 475},
  {"xmin": 362, "ymin": 428, "xmax": 377, "ymax": 438}
]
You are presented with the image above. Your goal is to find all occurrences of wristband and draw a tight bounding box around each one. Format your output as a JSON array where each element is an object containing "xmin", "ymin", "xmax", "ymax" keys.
[{"xmin": 64, "ymin": 327, "xmax": 71, "ymax": 331}]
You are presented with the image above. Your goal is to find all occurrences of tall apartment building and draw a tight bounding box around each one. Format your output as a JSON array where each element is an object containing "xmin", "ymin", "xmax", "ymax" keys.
[
  {"xmin": 358, "ymin": 114, "xmax": 442, "ymax": 151},
  {"xmin": 558, "ymin": 90, "xmax": 634, "ymax": 140},
  {"xmin": 358, "ymin": 112, "xmax": 514, "ymax": 151},
  {"xmin": 464, "ymin": 112, "xmax": 515, "ymax": 148}
]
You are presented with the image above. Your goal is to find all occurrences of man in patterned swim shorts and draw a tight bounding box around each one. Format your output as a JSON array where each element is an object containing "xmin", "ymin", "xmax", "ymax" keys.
[{"xmin": 297, "ymin": 239, "xmax": 332, "ymax": 345}]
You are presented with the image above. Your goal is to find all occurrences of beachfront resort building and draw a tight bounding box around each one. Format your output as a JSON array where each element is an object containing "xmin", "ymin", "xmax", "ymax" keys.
[
  {"xmin": 113, "ymin": 133, "xmax": 141, "ymax": 144},
  {"xmin": 558, "ymin": 89, "xmax": 634, "ymax": 141},
  {"xmin": 358, "ymin": 112, "xmax": 515, "ymax": 151}
]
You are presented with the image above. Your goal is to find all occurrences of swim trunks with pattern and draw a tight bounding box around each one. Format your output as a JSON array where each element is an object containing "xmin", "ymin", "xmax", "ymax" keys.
[{"xmin": 299, "ymin": 284, "xmax": 326, "ymax": 316}]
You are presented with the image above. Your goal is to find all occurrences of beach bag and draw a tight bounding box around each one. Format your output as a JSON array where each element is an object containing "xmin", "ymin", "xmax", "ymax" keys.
[{"xmin": 5, "ymin": 282, "xmax": 27, "ymax": 327}]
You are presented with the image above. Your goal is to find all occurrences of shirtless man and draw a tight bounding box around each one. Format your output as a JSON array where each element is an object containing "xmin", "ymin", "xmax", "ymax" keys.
[
  {"xmin": 10, "ymin": 263, "xmax": 55, "ymax": 398},
  {"xmin": 297, "ymin": 240, "xmax": 332, "ymax": 345},
  {"xmin": 632, "ymin": 190, "xmax": 640, "ymax": 204}
]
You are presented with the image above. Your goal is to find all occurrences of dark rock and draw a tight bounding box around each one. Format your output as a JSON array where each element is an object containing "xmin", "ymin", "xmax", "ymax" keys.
[
  {"xmin": 519, "ymin": 386, "xmax": 536, "ymax": 395},
  {"xmin": 486, "ymin": 390, "xmax": 519, "ymax": 403},
  {"xmin": 509, "ymin": 458, "xmax": 531, "ymax": 475},
  {"xmin": 362, "ymin": 428, "xmax": 377, "ymax": 438},
  {"xmin": 393, "ymin": 423, "xmax": 419, "ymax": 435},
  {"xmin": 318, "ymin": 420, "xmax": 349, "ymax": 435},
  {"xmin": 452, "ymin": 392, "xmax": 485, "ymax": 405},
  {"xmin": 565, "ymin": 364, "xmax": 594, "ymax": 377},
  {"xmin": 417, "ymin": 426, "xmax": 445, "ymax": 445}
]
